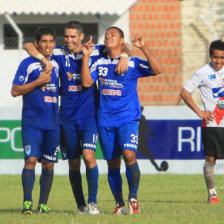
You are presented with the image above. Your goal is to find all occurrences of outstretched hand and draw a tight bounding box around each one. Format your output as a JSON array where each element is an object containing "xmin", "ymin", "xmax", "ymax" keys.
[
  {"xmin": 131, "ymin": 33, "xmax": 144, "ymax": 48},
  {"xmin": 83, "ymin": 35, "xmax": 94, "ymax": 56}
]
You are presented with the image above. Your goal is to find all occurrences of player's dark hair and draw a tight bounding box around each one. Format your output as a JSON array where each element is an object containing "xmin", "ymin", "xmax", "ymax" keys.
[
  {"xmin": 35, "ymin": 27, "xmax": 56, "ymax": 42},
  {"xmin": 209, "ymin": 40, "xmax": 224, "ymax": 57},
  {"xmin": 65, "ymin": 21, "xmax": 83, "ymax": 34},
  {"xmin": 107, "ymin": 26, "xmax": 124, "ymax": 38}
]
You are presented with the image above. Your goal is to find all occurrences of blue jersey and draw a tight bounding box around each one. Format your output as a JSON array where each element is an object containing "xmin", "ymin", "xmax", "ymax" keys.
[
  {"xmin": 12, "ymin": 57, "xmax": 60, "ymax": 130},
  {"xmin": 52, "ymin": 45, "xmax": 105, "ymax": 121},
  {"xmin": 90, "ymin": 56, "xmax": 154, "ymax": 127}
]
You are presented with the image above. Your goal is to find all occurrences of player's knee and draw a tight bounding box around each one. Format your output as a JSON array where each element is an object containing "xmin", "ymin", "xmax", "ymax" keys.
[
  {"xmin": 107, "ymin": 157, "xmax": 121, "ymax": 169},
  {"xmin": 205, "ymin": 156, "xmax": 216, "ymax": 164},
  {"xmin": 41, "ymin": 160, "xmax": 54, "ymax": 171},
  {"xmin": 83, "ymin": 150, "xmax": 96, "ymax": 168},
  {"xmin": 83, "ymin": 150, "xmax": 95, "ymax": 161},
  {"xmin": 69, "ymin": 158, "xmax": 81, "ymax": 170},
  {"xmin": 123, "ymin": 150, "xmax": 136, "ymax": 165},
  {"xmin": 25, "ymin": 157, "xmax": 37, "ymax": 169}
]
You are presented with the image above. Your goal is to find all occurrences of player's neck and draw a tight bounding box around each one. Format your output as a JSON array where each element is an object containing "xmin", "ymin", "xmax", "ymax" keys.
[
  {"xmin": 44, "ymin": 56, "xmax": 51, "ymax": 61},
  {"xmin": 107, "ymin": 48, "xmax": 122, "ymax": 59},
  {"xmin": 72, "ymin": 45, "xmax": 82, "ymax": 54}
]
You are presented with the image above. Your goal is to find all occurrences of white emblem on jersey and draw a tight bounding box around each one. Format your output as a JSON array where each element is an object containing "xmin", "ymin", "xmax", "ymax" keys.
[
  {"xmin": 24, "ymin": 145, "xmax": 31, "ymax": 156},
  {"xmin": 19, "ymin": 75, "xmax": 24, "ymax": 81}
]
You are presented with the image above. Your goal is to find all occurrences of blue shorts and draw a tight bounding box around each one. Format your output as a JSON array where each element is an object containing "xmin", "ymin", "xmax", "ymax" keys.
[
  {"xmin": 22, "ymin": 124, "xmax": 60, "ymax": 162},
  {"xmin": 98, "ymin": 121, "xmax": 139, "ymax": 160},
  {"xmin": 60, "ymin": 117, "xmax": 98, "ymax": 160}
]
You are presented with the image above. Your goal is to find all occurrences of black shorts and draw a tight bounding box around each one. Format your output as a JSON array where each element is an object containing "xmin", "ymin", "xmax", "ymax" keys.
[{"xmin": 202, "ymin": 127, "xmax": 224, "ymax": 159}]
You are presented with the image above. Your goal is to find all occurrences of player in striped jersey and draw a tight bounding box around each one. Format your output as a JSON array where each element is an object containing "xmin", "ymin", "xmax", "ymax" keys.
[
  {"xmin": 181, "ymin": 40, "xmax": 224, "ymax": 204},
  {"xmin": 11, "ymin": 27, "xmax": 60, "ymax": 214},
  {"xmin": 82, "ymin": 27, "xmax": 162, "ymax": 214}
]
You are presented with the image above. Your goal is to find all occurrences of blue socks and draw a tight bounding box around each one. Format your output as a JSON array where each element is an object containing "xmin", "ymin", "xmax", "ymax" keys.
[
  {"xmin": 108, "ymin": 163, "xmax": 140, "ymax": 204},
  {"xmin": 108, "ymin": 168, "xmax": 124, "ymax": 206},
  {"xmin": 126, "ymin": 162, "xmax": 140, "ymax": 199},
  {"xmin": 69, "ymin": 170, "xmax": 86, "ymax": 208},
  {"xmin": 39, "ymin": 169, "xmax": 54, "ymax": 205},
  {"xmin": 86, "ymin": 166, "xmax": 99, "ymax": 203},
  {"xmin": 22, "ymin": 168, "xmax": 35, "ymax": 202}
]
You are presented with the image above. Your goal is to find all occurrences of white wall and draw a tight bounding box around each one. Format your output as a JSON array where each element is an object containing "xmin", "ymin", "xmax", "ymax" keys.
[{"xmin": 0, "ymin": 50, "xmax": 28, "ymax": 109}]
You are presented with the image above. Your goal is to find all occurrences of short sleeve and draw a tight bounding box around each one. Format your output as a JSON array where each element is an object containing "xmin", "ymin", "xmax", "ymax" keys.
[
  {"xmin": 12, "ymin": 61, "xmax": 28, "ymax": 85},
  {"xmin": 90, "ymin": 61, "xmax": 99, "ymax": 82},
  {"xmin": 184, "ymin": 72, "xmax": 204, "ymax": 94},
  {"xmin": 90, "ymin": 44, "xmax": 105, "ymax": 65},
  {"xmin": 132, "ymin": 56, "xmax": 153, "ymax": 78}
]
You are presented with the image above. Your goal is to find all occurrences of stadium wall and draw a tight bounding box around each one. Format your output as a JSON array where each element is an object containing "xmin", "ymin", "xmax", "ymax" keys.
[
  {"xmin": 130, "ymin": 0, "xmax": 224, "ymax": 106},
  {"xmin": 2, "ymin": 106, "xmax": 224, "ymax": 175},
  {"xmin": 129, "ymin": 0, "xmax": 182, "ymax": 106}
]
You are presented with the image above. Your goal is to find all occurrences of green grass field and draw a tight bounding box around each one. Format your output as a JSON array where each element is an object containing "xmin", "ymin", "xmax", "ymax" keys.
[{"xmin": 1, "ymin": 174, "xmax": 224, "ymax": 224}]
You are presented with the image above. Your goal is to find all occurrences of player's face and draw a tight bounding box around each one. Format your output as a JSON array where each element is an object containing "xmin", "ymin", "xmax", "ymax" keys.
[
  {"xmin": 35, "ymin": 34, "xmax": 55, "ymax": 58},
  {"xmin": 104, "ymin": 28, "xmax": 124, "ymax": 49},
  {"xmin": 210, "ymin": 49, "xmax": 224, "ymax": 71},
  {"xmin": 64, "ymin": 28, "xmax": 84, "ymax": 53}
]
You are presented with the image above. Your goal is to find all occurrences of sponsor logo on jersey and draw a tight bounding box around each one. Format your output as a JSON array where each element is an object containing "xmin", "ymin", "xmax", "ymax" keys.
[
  {"xmin": 102, "ymin": 89, "xmax": 121, "ymax": 96},
  {"xmin": 19, "ymin": 75, "xmax": 24, "ymax": 82},
  {"xmin": 67, "ymin": 72, "xmax": 81, "ymax": 81},
  {"xmin": 208, "ymin": 74, "xmax": 216, "ymax": 80},
  {"xmin": 105, "ymin": 79, "xmax": 123, "ymax": 88},
  {"xmin": 218, "ymin": 98, "xmax": 224, "ymax": 109},
  {"xmin": 44, "ymin": 96, "xmax": 57, "ymax": 103},
  {"xmin": 47, "ymin": 84, "xmax": 57, "ymax": 92},
  {"xmin": 100, "ymin": 78, "xmax": 123, "ymax": 88},
  {"xmin": 83, "ymin": 143, "xmax": 97, "ymax": 149},
  {"xmin": 124, "ymin": 143, "xmax": 137, "ymax": 149},
  {"xmin": 67, "ymin": 72, "xmax": 73, "ymax": 81},
  {"xmin": 68, "ymin": 85, "xmax": 82, "ymax": 92},
  {"xmin": 24, "ymin": 145, "xmax": 31, "ymax": 156},
  {"xmin": 43, "ymin": 154, "xmax": 57, "ymax": 161},
  {"xmin": 41, "ymin": 84, "xmax": 57, "ymax": 92}
]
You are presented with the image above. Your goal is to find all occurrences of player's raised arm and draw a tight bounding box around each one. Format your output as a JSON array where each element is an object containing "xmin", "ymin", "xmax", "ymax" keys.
[
  {"xmin": 81, "ymin": 36, "xmax": 95, "ymax": 87},
  {"xmin": 131, "ymin": 33, "xmax": 163, "ymax": 75},
  {"xmin": 24, "ymin": 42, "xmax": 53, "ymax": 73}
]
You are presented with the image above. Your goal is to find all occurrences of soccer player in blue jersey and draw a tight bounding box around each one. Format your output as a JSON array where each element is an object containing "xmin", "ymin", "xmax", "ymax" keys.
[
  {"xmin": 11, "ymin": 27, "xmax": 60, "ymax": 215},
  {"xmin": 82, "ymin": 27, "xmax": 162, "ymax": 214},
  {"xmin": 24, "ymin": 21, "xmax": 129, "ymax": 215}
]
